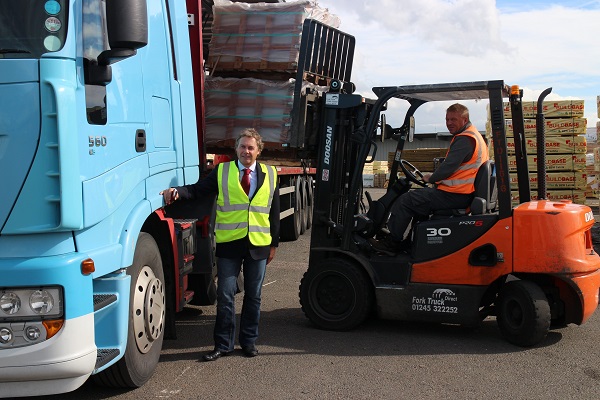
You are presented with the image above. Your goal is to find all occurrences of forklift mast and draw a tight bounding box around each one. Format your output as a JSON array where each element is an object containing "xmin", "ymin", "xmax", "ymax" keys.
[{"xmin": 310, "ymin": 84, "xmax": 376, "ymax": 252}]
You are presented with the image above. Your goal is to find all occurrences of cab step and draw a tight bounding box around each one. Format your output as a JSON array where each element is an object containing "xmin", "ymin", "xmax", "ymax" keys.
[
  {"xmin": 93, "ymin": 294, "xmax": 117, "ymax": 312},
  {"xmin": 95, "ymin": 348, "xmax": 120, "ymax": 370}
]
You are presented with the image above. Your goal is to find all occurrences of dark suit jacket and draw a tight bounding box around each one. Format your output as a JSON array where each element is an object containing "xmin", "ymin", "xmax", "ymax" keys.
[{"xmin": 175, "ymin": 160, "xmax": 280, "ymax": 260}]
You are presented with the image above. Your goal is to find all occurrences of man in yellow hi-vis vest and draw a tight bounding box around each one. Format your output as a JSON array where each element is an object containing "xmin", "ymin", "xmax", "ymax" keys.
[
  {"xmin": 370, "ymin": 103, "xmax": 488, "ymax": 255},
  {"xmin": 161, "ymin": 128, "xmax": 279, "ymax": 361}
]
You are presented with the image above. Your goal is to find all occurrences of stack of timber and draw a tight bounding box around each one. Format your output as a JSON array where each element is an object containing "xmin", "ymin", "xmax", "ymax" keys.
[
  {"xmin": 587, "ymin": 95, "xmax": 600, "ymax": 202},
  {"xmin": 389, "ymin": 149, "xmax": 448, "ymax": 174},
  {"xmin": 487, "ymin": 100, "xmax": 588, "ymax": 205}
]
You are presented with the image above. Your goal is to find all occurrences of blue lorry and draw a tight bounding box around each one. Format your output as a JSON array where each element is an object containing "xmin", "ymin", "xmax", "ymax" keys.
[{"xmin": 0, "ymin": 0, "xmax": 354, "ymax": 396}]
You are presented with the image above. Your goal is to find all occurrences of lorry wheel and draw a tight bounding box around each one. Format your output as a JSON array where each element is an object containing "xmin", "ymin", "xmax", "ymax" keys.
[
  {"xmin": 299, "ymin": 258, "xmax": 373, "ymax": 331},
  {"xmin": 280, "ymin": 183, "xmax": 302, "ymax": 241},
  {"xmin": 300, "ymin": 180, "xmax": 308, "ymax": 234},
  {"xmin": 94, "ymin": 233, "xmax": 165, "ymax": 387},
  {"xmin": 496, "ymin": 280, "xmax": 550, "ymax": 347},
  {"xmin": 305, "ymin": 177, "xmax": 314, "ymax": 230}
]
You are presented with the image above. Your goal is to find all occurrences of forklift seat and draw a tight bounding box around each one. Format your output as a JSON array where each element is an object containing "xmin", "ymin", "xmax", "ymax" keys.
[
  {"xmin": 471, "ymin": 160, "xmax": 497, "ymax": 214},
  {"xmin": 433, "ymin": 160, "xmax": 497, "ymax": 217}
]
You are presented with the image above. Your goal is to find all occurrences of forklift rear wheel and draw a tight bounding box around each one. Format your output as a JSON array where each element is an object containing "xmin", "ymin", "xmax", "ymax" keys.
[
  {"xmin": 299, "ymin": 258, "xmax": 373, "ymax": 331},
  {"xmin": 496, "ymin": 280, "xmax": 550, "ymax": 347}
]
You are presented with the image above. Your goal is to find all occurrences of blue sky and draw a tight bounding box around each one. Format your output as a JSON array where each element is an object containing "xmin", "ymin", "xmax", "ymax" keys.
[{"xmin": 317, "ymin": 0, "xmax": 600, "ymax": 133}]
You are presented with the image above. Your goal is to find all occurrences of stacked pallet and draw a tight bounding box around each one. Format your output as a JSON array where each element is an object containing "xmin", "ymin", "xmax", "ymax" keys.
[
  {"xmin": 204, "ymin": 0, "xmax": 339, "ymax": 149},
  {"xmin": 362, "ymin": 163, "xmax": 374, "ymax": 187},
  {"xmin": 372, "ymin": 161, "xmax": 389, "ymax": 188},
  {"xmin": 204, "ymin": 77, "xmax": 295, "ymax": 147},
  {"xmin": 362, "ymin": 161, "xmax": 389, "ymax": 188},
  {"xmin": 587, "ymin": 95, "xmax": 600, "ymax": 201},
  {"xmin": 207, "ymin": 0, "xmax": 339, "ymax": 74},
  {"xmin": 487, "ymin": 100, "xmax": 587, "ymax": 204}
]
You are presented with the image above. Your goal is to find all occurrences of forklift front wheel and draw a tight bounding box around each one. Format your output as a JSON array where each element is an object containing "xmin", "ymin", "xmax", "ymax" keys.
[
  {"xmin": 496, "ymin": 280, "xmax": 551, "ymax": 347},
  {"xmin": 299, "ymin": 258, "xmax": 373, "ymax": 331}
]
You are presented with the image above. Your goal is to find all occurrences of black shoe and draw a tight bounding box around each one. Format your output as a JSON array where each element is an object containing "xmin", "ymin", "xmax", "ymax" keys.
[
  {"xmin": 242, "ymin": 346, "xmax": 259, "ymax": 358},
  {"xmin": 368, "ymin": 236, "xmax": 405, "ymax": 256},
  {"xmin": 202, "ymin": 349, "xmax": 230, "ymax": 362}
]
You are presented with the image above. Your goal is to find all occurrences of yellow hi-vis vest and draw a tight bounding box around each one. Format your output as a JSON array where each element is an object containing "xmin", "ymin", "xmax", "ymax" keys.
[
  {"xmin": 436, "ymin": 127, "xmax": 489, "ymax": 194},
  {"xmin": 215, "ymin": 161, "xmax": 277, "ymax": 246}
]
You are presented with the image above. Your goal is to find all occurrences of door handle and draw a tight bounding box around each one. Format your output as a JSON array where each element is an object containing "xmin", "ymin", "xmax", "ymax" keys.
[{"xmin": 136, "ymin": 129, "xmax": 146, "ymax": 152}]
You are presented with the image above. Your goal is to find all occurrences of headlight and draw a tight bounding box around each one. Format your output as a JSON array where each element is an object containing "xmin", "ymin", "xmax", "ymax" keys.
[
  {"xmin": 0, "ymin": 292, "xmax": 21, "ymax": 315},
  {"xmin": 0, "ymin": 287, "xmax": 63, "ymax": 321},
  {"xmin": 30, "ymin": 290, "xmax": 55, "ymax": 314},
  {"xmin": 0, "ymin": 287, "xmax": 63, "ymax": 348}
]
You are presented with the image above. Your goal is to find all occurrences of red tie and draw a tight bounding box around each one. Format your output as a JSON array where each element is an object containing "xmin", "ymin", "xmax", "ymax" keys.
[{"xmin": 241, "ymin": 168, "xmax": 251, "ymax": 195}]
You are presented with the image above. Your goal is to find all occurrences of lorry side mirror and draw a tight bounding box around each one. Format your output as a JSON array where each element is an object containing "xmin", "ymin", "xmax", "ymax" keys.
[
  {"xmin": 106, "ymin": 0, "xmax": 148, "ymax": 50},
  {"xmin": 84, "ymin": 58, "xmax": 112, "ymax": 86},
  {"xmin": 98, "ymin": 0, "xmax": 148, "ymax": 66}
]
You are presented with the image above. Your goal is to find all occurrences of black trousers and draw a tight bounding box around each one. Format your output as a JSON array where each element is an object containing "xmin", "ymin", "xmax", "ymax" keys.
[{"xmin": 388, "ymin": 187, "xmax": 472, "ymax": 241}]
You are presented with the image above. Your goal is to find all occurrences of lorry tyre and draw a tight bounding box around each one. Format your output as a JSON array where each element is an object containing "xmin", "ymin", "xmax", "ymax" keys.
[
  {"xmin": 299, "ymin": 258, "xmax": 373, "ymax": 331},
  {"xmin": 300, "ymin": 178, "xmax": 308, "ymax": 234},
  {"xmin": 280, "ymin": 183, "xmax": 302, "ymax": 241},
  {"xmin": 94, "ymin": 233, "xmax": 165, "ymax": 387},
  {"xmin": 496, "ymin": 280, "xmax": 550, "ymax": 347},
  {"xmin": 305, "ymin": 177, "xmax": 314, "ymax": 230}
]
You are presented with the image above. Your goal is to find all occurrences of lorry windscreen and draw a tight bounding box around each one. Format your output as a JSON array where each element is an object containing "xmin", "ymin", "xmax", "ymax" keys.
[{"xmin": 0, "ymin": 1, "xmax": 68, "ymax": 58}]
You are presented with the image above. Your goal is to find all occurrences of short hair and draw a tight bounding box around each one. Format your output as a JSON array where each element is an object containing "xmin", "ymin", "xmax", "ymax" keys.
[
  {"xmin": 235, "ymin": 128, "xmax": 264, "ymax": 152},
  {"xmin": 446, "ymin": 103, "xmax": 470, "ymax": 119}
]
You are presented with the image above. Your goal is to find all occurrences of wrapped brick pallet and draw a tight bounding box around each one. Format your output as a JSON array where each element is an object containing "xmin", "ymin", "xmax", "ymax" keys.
[
  {"xmin": 204, "ymin": 77, "xmax": 295, "ymax": 148},
  {"xmin": 208, "ymin": 0, "xmax": 340, "ymax": 74},
  {"xmin": 204, "ymin": 76, "xmax": 328, "ymax": 149}
]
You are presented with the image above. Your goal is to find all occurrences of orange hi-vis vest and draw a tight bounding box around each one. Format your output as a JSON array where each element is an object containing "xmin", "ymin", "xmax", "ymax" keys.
[{"xmin": 436, "ymin": 127, "xmax": 489, "ymax": 194}]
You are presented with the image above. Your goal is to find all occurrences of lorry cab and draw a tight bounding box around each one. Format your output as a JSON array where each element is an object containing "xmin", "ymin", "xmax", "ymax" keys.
[{"xmin": 0, "ymin": 1, "xmax": 203, "ymax": 396}]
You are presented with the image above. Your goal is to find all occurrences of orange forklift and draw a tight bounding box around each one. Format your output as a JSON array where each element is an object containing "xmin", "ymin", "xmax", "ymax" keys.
[{"xmin": 299, "ymin": 80, "xmax": 600, "ymax": 346}]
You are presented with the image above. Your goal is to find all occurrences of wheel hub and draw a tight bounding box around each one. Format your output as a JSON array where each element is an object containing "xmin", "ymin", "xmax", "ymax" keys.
[
  {"xmin": 133, "ymin": 266, "xmax": 166, "ymax": 353},
  {"xmin": 505, "ymin": 299, "xmax": 524, "ymax": 328},
  {"xmin": 315, "ymin": 274, "xmax": 352, "ymax": 316}
]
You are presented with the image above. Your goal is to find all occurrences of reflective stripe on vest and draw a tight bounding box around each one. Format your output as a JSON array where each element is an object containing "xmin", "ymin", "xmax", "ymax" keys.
[
  {"xmin": 437, "ymin": 127, "xmax": 489, "ymax": 194},
  {"xmin": 215, "ymin": 161, "xmax": 276, "ymax": 245}
]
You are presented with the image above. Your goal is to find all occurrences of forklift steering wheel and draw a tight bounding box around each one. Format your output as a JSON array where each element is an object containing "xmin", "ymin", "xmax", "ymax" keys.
[{"xmin": 400, "ymin": 159, "xmax": 428, "ymax": 187}]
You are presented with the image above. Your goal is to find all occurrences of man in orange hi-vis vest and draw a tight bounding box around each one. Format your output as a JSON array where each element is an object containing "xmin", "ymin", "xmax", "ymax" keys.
[{"xmin": 370, "ymin": 103, "xmax": 488, "ymax": 255}]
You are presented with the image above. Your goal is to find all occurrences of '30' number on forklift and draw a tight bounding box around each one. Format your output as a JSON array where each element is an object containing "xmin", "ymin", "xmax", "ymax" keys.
[{"xmin": 426, "ymin": 228, "xmax": 451, "ymax": 237}]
